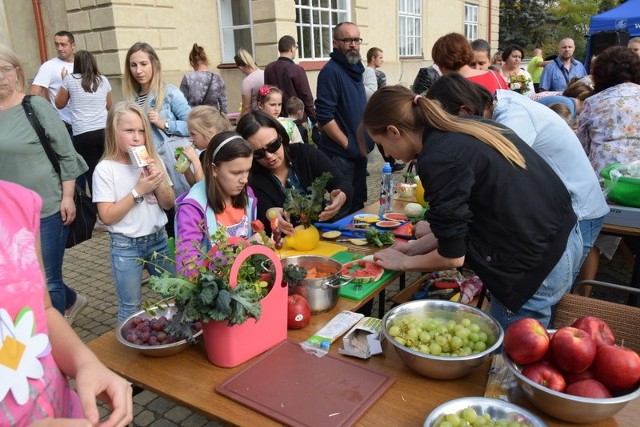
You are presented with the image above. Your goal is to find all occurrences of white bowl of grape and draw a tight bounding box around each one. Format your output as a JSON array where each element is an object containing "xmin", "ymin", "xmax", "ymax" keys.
[
  {"xmin": 382, "ymin": 300, "xmax": 504, "ymax": 379},
  {"xmin": 116, "ymin": 303, "xmax": 203, "ymax": 357},
  {"xmin": 424, "ymin": 397, "xmax": 547, "ymax": 427}
]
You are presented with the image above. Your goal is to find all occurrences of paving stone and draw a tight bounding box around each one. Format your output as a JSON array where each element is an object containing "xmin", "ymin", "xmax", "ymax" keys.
[
  {"xmin": 149, "ymin": 419, "xmax": 179, "ymax": 427},
  {"xmin": 164, "ymin": 406, "xmax": 192, "ymax": 423},
  {"xmin": 133, "ymin": 409, "xmax": 156, "ymax": 426},
  {"xmin": 147, "ymin": 396, "xmax": 177, "ymax": 414}
]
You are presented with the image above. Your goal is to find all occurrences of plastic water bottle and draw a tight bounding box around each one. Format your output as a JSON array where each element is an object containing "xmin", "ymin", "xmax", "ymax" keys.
[{"xmin": 379, "ymin": 162, "xmax": 393, "ymax": 215}]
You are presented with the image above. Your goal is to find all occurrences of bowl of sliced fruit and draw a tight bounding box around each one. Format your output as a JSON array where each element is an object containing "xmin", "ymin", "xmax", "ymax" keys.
[
  {"xmin": 382, "ymin": 300, "xmax": 503, "ymax": 379},
  {"xmin": 116, "ymin": 303, "xmax": 203, "ymax": 357},
  {"xmin": 424, "ymin": 397, "xmax": 547, "ymax": 427}
]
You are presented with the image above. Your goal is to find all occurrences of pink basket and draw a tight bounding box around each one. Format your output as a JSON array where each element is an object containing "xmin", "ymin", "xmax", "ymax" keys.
[{"xmin": 202, "ymin": 245, "xmax": 287, "ymax": 367}]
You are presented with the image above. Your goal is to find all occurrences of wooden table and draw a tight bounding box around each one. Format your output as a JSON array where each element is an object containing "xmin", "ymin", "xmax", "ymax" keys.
[{"xmin": 89, "ymin": 295, "xmax": 639, "ymax": 426}]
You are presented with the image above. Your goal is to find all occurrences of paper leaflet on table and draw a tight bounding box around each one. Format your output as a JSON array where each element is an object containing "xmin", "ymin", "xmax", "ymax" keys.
[{"xmin": 300, "ymin": 310, "xmax": 364, "ymax": 357}]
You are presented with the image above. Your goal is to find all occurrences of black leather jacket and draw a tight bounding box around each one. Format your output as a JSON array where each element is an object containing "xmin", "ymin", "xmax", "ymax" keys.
[{"xmin": 413, "ymin": 66, "xmax": 440, "ymax": 95}]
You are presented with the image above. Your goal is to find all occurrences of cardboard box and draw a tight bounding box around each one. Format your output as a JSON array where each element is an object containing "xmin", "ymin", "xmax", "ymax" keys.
[
  {"xmin": 339, "ymin": 317, "xmax": 384, "ymax": 359},
  {"xmin": 604, "ymin": 203, "xmax": 640, "ymax": 229}
]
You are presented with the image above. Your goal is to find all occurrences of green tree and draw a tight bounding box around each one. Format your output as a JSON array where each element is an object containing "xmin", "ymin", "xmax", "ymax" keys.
[{"xmin": 499, "ymin": 0, "xmax": 557, "ymax": 50}]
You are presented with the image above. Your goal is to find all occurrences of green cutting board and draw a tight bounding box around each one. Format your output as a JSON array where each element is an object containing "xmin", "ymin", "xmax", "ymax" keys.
[{"xmin": 332, "ymin": 251, "xmax": 395, "ymax": 301}]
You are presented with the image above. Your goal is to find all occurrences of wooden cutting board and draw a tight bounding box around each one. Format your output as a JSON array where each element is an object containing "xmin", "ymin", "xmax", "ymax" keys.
[{"xmin": 216, "ymin": 340, "xmax": 395, "ymax": 426}]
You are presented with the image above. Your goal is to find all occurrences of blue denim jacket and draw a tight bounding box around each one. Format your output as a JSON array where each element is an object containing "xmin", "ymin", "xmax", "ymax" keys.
[
  {"xmin": 143, "ymin": 84, "xmax": 192, "ymax": 197},
  {"xmin": 144, "ymin": 84, "xmax": 191, "ymax": 149}
]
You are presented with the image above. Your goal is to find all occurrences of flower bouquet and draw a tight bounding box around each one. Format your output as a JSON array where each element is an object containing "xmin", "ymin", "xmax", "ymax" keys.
[{"xmin": 508, "ymin": 74, "xmax": 532, "ymax": 94}]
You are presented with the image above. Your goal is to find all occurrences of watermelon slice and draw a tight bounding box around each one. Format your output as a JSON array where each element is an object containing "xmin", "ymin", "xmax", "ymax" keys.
[
  {"xmin": 383, "ymin": 213, "xmax": 408, "ymax": 222},
  {"xmin": 376, "ymin": 220, "xmax": 402, "ymax": 229},
  {"xmin": 341, "ymin": 260, "xmax": 384, "ymax": 284}
]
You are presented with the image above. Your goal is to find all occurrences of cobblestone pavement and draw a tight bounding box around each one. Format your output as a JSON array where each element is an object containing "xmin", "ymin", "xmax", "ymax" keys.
[{"xmin": 64, "ymin": 149, "xmax": 632, "ymax": 426}]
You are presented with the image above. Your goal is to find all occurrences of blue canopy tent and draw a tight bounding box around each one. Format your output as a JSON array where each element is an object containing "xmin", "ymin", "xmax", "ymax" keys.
[{"xmin": 584, "ymin": 0, "xmax": 640, "ymax": 70}]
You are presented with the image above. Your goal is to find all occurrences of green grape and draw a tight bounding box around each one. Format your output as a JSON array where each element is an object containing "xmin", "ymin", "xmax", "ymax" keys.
[
  {"xmin": 478, "ymin": 331, "xmax": 488, "ymax": 343},
  {"xmin": 455, "ymin": 327, "xmax": 470, "ymax": 339},
  {"xmin": 468, "ymin": 332, "xmax": 480, "ymax": 343},
  {"xmin": 450, "ymin": 336, "xmax": 463, "ymax": 350},
  {"xmin": 460, "ymin": 318, "xmax": 471, "ymax": 327},
  {"xmin": 429, "ymin": 342, "xmax": 442, "ymax": 355},
  {"xmin": 469, "ymin": 323, "xmax": 480, "ymax": 333},
  {"xmin": 388, "ymin": 325, "xmax": 401, "ymax": 336},
  {"xmin": 461, "ymin": 408, "xmax": 478, "ymax": 423},
  {"xmin": 473, "ymin": 341, "xmax": 487, "ymax": 352}
]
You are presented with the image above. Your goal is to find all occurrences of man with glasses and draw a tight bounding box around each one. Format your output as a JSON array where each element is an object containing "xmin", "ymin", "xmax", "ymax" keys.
[
  {"xmin": 315, "ymin": 22, "xmax": 374, "ymax": 213},
  {"xmin": 29, "ymin": 30, "xmax": 76, "ymax": 133},
  {"xmin": 264, "ymin": 35, "xmax": 316, "ymax": 123}
]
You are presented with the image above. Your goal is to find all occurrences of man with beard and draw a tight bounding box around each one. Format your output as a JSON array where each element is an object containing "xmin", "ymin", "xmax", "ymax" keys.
[
  {"xmin": 315, "ymin": 22, "xmax": 374, "ymax": 212},
  {"xmin": 539, "ymin": 38, "xmax": 587, "ymax": 92}
]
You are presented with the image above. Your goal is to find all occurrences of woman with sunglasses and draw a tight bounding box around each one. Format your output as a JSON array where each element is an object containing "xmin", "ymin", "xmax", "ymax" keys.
[
  {"xmin": 174, "ymin": 131, "xmax": 258, "ymax": 274},
  {"xmin": 236, "ymin": 110, "xmax": 352, "ymax": 235}
]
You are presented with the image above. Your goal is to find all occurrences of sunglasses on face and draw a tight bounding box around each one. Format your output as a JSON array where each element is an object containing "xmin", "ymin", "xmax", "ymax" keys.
[{"xmin": 253, "ymin": 137, "xmax": 282, "ymax": 160}]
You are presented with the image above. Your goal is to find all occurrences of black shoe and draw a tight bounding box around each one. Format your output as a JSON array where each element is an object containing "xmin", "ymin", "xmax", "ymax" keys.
[{"xmin": 391, "ymin": 162, "xmax": 406, "ymax": 172}]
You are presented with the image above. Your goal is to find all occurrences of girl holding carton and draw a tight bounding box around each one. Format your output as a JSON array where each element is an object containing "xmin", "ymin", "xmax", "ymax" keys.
[{"xmin": 92, "ymin": 101, "xmax": 175, "ymax": 323}]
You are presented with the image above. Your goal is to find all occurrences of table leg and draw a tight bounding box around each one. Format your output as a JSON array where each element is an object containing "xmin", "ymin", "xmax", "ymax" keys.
[{"xmin": 378, "ymin": 288, "xmax": 386, "ymax": 318}]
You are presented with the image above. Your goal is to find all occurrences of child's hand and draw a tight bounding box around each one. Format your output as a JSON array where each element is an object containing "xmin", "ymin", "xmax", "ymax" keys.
[
  {"xmin": 137, "ymin": 160, "xmax": 164, "ymax": 193},
  {"xmin": 181, "ymin": 145, "xmax": 200, "ymax": 163}
]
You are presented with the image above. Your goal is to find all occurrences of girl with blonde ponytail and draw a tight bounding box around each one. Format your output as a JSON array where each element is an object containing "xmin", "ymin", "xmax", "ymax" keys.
[{"xmin": 364, "ymin": 85, "xmax": 580, "ymax": 330}]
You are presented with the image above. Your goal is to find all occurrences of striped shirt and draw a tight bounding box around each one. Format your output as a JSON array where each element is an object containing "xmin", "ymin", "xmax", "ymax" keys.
[{"xmin": 61, "ymin": 74, "xmax": 111, "ymax": 135}]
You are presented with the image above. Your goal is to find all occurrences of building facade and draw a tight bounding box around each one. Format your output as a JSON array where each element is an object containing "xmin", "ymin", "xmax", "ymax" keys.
[{"xmin": 1, "ymin": 0, "xmax": 498, "ymax": 112}]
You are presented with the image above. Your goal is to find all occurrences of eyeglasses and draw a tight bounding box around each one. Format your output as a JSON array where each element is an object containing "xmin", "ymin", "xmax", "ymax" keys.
[
  {"xmin": 253, "ymin": 137, "xmax": 282, "ymax": 160},
  {"xmin": 0, "ymin": 66, "xmax": 16, "ymax": 76},
  {"xmin": 336, "ymin": 38, "xmax": 363, "ymax": 45}
]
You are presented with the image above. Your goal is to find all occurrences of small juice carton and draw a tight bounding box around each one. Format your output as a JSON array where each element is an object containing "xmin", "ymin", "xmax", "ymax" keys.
[{"xmin": 128, "ymin": 146, "xmax": 150, "ymax": 168}]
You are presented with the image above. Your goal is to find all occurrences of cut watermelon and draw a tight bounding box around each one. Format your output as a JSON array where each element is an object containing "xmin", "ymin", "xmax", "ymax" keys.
[
  {"xmin": 341, "ymin": 260, "xmax": 384, "ymax": 284},
  {"xmin": 376, "ymin": 220, "xmax": 401, "ymax": 229},
  {"xmin": 383, "ymin": 213, "xmax": 408, "ymax": 222}
]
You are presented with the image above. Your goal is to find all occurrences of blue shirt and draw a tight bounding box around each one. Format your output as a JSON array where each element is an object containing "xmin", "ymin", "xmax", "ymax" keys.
[
  {"xmin": 493, "ymin": 90, "xmax": 609, "ymax": 221},
  {"xmin": 539, "ymin": 57, "xmax": 587, "ymax": 91}
]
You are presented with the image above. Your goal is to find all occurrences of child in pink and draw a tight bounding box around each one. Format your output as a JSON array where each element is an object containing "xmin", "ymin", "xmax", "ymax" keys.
[{"xmin": 0, "ymin": 180, "xmax": 132, "ymax": 426}]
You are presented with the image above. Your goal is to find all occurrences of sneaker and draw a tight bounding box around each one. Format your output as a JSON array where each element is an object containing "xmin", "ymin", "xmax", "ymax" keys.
[
  {"xmin": 65, "ymin": 293, "xmax": 88, "ymax": 326},
  {"xmin": 391, "ymin": 162, "xmax": 406, "ymax": 172}
]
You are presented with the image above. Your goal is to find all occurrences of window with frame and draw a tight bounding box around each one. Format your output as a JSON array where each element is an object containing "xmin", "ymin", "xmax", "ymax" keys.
[
  {"xmin": 399, "ymin": 0, "xmax": 422, "ymax": 57},
  {"xmin": 295, "ymin": 0, "xmax": 350, "ymax": 60},
  {"xmin": 218, "ymin": 0, "xmax": 253, "ymax": 63},
  {"xmin": 464, "ymin": 3, "xmax": 479, "ymax": 41}
]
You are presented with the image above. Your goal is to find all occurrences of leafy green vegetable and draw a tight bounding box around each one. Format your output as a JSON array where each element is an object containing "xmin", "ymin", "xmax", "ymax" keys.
[
  {"xmin": 365, "ymin": 228, "xmax": 396, "ymax": 248},
  {"xmin": 283, "ymin": 264, "xmax": 307, "ymax": 288},
  {"xmin": 284, "ymin": 172, "xmax": 333, "ymax": 227}
]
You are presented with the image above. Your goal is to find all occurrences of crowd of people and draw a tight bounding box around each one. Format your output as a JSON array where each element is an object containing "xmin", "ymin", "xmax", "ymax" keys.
[{"xmin": 2, "ymin": 22, "xmax": 640, "ymax": 425}]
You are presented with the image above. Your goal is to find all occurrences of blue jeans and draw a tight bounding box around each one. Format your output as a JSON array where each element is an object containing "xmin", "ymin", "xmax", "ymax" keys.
[
  {"xmin": 489, "ymin": 223, "xmax": 583, "ymax": 329},
  {"xmin": 110, "ymin": 230, "xmax": 175, "ymax": 323},
  {"xmin": 41, "ymin": 212, "xmax": 76, "ymax": 314},
  {"xmin": 578, "ymin": 216, "xmax": 605, "ymax": 265}
]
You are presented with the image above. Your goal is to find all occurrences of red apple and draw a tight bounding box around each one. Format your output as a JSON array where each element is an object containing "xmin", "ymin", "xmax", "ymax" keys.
[
  {"xmin": 571, "ymin": 316, "xmax": 615, "ymax": 348},
  {"xmin": 287, "ymin": 295, "xmax": 311, "ymax": 329},
  {"xmin": 522, "ymin": 361, "xmax": 567, "ymax": 392},
  {"xmin": 566, "ymin": 379, "xmax": 613, "ymax": 398},
  {"xmin": 564, "ymin": 368, "xmax": 595, "ymax": 385},
  {"xmin": 550, "ymin": 327, "xmax": 597, "ymax": 373},
  {"xmin": 593, "ymin": 344, "xmax": 640, "ymax": 390},
  {"xmin": 504, "ymin": 318, "xmax": 550, "ymax": 365}
]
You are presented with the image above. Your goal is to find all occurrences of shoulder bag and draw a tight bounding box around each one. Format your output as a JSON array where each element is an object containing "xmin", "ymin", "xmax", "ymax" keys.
[{"xmin": 22, "ymin": 95, "xmax": 97, "ymax": 248}]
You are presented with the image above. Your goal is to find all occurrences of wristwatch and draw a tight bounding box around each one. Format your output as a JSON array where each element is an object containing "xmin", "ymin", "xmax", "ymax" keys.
[{"xmin": 131, "ymin": 188, "xmax": 144, "ymax": 204}]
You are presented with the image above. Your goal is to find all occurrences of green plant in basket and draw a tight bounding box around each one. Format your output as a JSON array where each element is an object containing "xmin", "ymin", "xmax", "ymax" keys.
[{"xmin": 143, "ymin": 226, "xmax": 273, "ymax": 342}]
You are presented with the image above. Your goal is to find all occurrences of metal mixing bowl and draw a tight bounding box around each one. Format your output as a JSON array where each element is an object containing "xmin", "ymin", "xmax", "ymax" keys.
[
  {"xmin": 281, "ymin": 255, "xmax": 345, "ymax": 313},
  {"xmin": 116, "ymin": 303, "xmax": 203, "ymax": 357},
  {"xmin": 381, "ymin": 300, "xmax": 504, "ymax": 379},
  {"xmin": 504, "ymin": 349, "xmax": 640, "ymax": 423},
  {"xmin": 424, "ymin": 397, "xmax": 547, "ymax": 427}
]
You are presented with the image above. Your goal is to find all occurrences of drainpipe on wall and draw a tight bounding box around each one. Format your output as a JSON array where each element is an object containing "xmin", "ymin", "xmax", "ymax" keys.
[{"xmin": 32, "ymin": 0, "xmax": 47, "ymax": 63}]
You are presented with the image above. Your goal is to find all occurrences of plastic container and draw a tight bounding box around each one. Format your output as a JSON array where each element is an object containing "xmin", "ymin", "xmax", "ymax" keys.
[
  {"xmin": 601, "ymin": 163, "xmax": 640, "ymax": 208},
  {"xmin": 174, "ymin": 147, "xmax": 191, "ymax": 173},
  {"xmin": 201, "ymin": 245, "xmax": 287, "ymax": 367},
  {"xmin": 379, "ymin": 162, "xmax": 393, "ymax": 215}
]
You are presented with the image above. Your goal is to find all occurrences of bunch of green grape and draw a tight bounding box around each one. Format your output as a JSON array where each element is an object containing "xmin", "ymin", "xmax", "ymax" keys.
[
  {"xmin": 387, "ymin": 315, "xmax": 497, "ymax": 356},
  {"xmin": 434, "ymin": 407, "xmax": 531, "ymax": 427}
]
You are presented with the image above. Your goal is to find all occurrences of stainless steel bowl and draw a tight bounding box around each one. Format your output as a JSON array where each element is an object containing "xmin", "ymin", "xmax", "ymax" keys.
[
  {"xmin": 504, "ymin": 349, "xmax": 640, "ymax": 423},
  {"xmin": 281, "ymin": 255, "xmax": 345, "ymax": 313},
  {"xmin": 116, "ymin": 304, "xmax": 203, "ymax": 357},
  {"xmin": 424, "ymin": 397, "xmax": 547, "ymax": 427},
  {"xmin": 382, "ymin": 300, "xmax": 504, "ymax": 379}
]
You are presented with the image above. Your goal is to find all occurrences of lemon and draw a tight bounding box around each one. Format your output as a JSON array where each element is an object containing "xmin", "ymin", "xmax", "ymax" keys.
[
  {"xmin": 414, "ymin": 176, "xmax": 429, "ymax": 208},
  {"xmin": 285, "ymin": 225, "xmax": 320, "ymax": 251}
]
